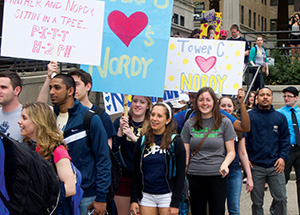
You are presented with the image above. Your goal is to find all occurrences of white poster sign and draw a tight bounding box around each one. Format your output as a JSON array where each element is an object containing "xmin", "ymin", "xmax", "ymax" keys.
[
  {"xmin": 1, "ymin": 0, "xmax": 105, "ymax": 66},
  {"xmin": 165, "ymin": 38, "xmax": 245, "ymax": 95}
]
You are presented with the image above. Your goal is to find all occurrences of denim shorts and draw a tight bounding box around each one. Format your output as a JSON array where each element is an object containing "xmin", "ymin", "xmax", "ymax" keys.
[{"xmin": 139, "ymin": 192, "xmax": 172, "ymax": 208}]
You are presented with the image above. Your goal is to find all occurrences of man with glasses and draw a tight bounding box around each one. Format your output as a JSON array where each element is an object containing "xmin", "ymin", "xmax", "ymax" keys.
[{"xmin": 274, "ymin": 86, "xmax": 300, "ymax": 214}]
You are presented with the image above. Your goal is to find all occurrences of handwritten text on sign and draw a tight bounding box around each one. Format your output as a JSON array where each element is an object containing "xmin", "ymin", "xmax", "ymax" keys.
[
  {"xmin": 1, "ymin": 0, "xmax": 105, "ymax": 65},
  {"xmin": 103, "ymin": 90, "xmax": 179, "ymax": 115},
  {"xmin": 81, "ymin": 0, "xmax": 173, "ymax": 97},
  {"xmin": 165, "ymin": 38, "xmax": 245, "ymax": 95}
]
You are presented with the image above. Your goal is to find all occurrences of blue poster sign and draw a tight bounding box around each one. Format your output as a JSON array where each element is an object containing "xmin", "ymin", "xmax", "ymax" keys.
[{"xmin": 81, "ymin": 0, "xmax": 173, "ymax": 97}]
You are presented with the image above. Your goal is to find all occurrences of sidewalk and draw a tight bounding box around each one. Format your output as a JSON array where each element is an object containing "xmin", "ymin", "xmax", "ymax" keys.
[{"xmin": 235, "ymin": 180, "xmax": 298, "ymax": 215}]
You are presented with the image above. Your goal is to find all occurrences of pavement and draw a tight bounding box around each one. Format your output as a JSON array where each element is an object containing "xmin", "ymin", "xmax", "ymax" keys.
[{"xmin": 234, "ymin": 180, "xmax": 298, "ymax": 215}]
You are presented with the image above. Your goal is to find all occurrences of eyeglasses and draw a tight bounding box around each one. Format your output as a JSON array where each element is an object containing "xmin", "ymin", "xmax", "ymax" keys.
[{"xmin": 283, "ymin": 95, "xmax": 295, "ymax": 98}]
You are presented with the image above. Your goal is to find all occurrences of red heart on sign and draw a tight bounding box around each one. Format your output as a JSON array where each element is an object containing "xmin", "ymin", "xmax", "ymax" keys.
[
  {"xmin": 108, "ymin": 11, "xmax": 148, "ymax": 47},
  {"xmin": 204, "ymin": 24, "xmax": 208, "ymax": 28},
  {"xmin": 195, "ymin": 56, "xmax": 217, "ymax": 73}
]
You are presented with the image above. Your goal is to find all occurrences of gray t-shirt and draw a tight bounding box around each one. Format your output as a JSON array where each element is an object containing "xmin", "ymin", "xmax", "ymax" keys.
[
  {"xmin": 0, "ymin": 106, "xmax": 23, "ymax": 142},
  {"xmin": 181, "ymin": 117, "xmax": 236, "ymax": 176},
  {"xmin": 255, "ymin": 46, "xmax": 266, "ymax": 66}
]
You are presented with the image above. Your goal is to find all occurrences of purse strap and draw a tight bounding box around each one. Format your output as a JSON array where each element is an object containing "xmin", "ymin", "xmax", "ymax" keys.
[{"xmin": 188, "ymin": 127, "xmax": 213, "ymax": 165}]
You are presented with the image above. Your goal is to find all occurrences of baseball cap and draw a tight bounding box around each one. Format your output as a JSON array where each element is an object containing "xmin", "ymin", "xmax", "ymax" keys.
[
  {"xmin": 170, "ymin": 101, "xmax": 187, "ymax": 109},
  {"xmin": 179, "ymin": 93, "xmax": 190, "ymax": 103},
  {"xmin": 220, "ymin": 30, "xmax": 227, "ymax": 37},
  {"xmin": 282, "ymin": 86, "xmax": 299, "ymax": 96}
]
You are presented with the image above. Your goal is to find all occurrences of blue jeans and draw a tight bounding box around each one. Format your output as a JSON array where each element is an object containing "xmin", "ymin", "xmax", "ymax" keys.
[
  {"xmin": 80, "ymin": 196, "xmax": 96, "ymax": 215},
  {"xmin": 227, "ymin": 170, "xmax": 242, "ymax": 215}
]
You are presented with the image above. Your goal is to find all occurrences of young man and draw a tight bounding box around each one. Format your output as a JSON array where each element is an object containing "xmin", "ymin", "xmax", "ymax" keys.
[
  {"xmin": 276, "ymin": 86, "xmax": 300, "ymax": 214},
  {"xmin": 68, "ymin": 69, "xmax": 116, "ymax": 148},
  {"xmin": 246, "ymin": 87, "xmax": 290, "ymax": 215},
  {"xmin": 38, "ymin": 68, "xmax": 111, "ymax": 215},
  {"xmin": 249, "ymin": 36, "xmax": 269, "ymax": 91},
  {"xmin": 0, "ymin": 71, "xmax": 23, "ymax": 142},
  {"xmin": 227, "ymin": 24, "xmax": 250, "ymax": 65}
]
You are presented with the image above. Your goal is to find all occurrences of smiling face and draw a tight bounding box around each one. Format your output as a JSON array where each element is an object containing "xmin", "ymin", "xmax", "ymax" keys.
[
  {"xmin": 18, "ymin": 108, "xmax": 36, "ymax": 139},
  {"xmin": 219, "ymin": 97, "xmax": 235, "ymax": 115},
  {"xmin": 130, "ymin": 96, "xmax": 149, "ymax": 118},
  {"xmin": 257, "ymin": 88, "xmax": 273, "ymax": 109},
  {"xmin": 150, "ymin": 105, "xmax": 169, "ymax": 135},
  {"xmin": 197, "ymin": 91, "xmax": 214, "ymax": 118}
]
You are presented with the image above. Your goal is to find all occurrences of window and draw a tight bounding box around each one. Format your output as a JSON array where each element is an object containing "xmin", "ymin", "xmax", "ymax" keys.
[
  {"xmin": 194, "ymin": 2, "xmax": 205, "ymax": 20},
  {"xmin": 254, "ymin": 12, "xmax": 256, "ymax": 29},
  {"xmin": 173, "ymin": 13, "xmax": 178, "ymax": 24},
  {"xmin": 265, "ymin": 0, "xmax": 266, "ymax": 5},
  {"xmin": 265, "ymin": 18, "xmax": 267, "ymax": 31},
  {"xmin": 249, "ymin": 10, "xmax": 251, "ymax": 28},
  {"xmin": 241, "ymin": 5, "xmax": 244, "ymax": 24},
  {"xmin": 288, "ymin": 0, "xmax": 294, "ymax": 5},
  {"xmin": 270, "ymin": 0, "xmax": 277, "ymax": 6},
  {"xmin": 180, "ymin": 16, "xmax": 185, "ymax": 26},
  {"xmin": 261, "ymin": 0, "xmax": 263, "ymax": 3},
  {"xmin": 258, "ymin": 15, "xmax": 260, "ymax": 26},
  {"xmin": 270, "ymin": 19, "xmax": 277, "ymax": 31},
  {"xmin": 261, "ymin": 16, "xmax": 264, "ymax": 31}
]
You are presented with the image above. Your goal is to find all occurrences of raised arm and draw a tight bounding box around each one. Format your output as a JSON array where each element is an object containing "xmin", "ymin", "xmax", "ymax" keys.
[
  {"xmin": 233, "ymin": 88, "xmax": 250, "ymax": 132},
  {"xmin": 37, "ymin": 61, "xmax": 58, "ymax": 103}
]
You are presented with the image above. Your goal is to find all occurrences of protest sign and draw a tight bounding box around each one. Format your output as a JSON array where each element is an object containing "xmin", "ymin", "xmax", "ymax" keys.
[
  {"xmin": 81, "ymin": 0, "xmax": 173, "ymax": 98},
  {"xmin": 103, "ymin": 90, "xmax": 180, "ymax": 115},
  {"xmin": 1, "ymin": 0, "xmax": 105, "ymax": 65},
  {"xmin": 165, "ymin": 38, "xmax": 245, "ymax": 95},
  {"xmin": 200, "ymin": 11, "xmax": 222, "ymax": 40}
]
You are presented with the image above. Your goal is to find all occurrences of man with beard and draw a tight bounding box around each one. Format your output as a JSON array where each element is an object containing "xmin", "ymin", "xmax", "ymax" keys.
[
  {"xmin": 0, "ymin": 71, "xmax": 23, "ymax": 142},
  {"xmin": 246, "ymin": 87, "xmax": 290, "ymax": 215}
]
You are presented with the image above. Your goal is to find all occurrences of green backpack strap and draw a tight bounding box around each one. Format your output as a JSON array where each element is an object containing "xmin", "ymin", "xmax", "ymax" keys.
[{"xmin": 168, "ymin": 134, "xmax": 177, "ymax": 180}]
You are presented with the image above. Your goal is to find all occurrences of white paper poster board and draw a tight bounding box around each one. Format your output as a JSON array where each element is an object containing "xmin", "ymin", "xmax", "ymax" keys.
[{"xmin": 1, "ymin": 0, "xmax": 105, "ymax": 66}]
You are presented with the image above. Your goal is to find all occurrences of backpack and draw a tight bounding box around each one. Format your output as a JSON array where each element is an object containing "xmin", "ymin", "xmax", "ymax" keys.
[
  {"xmin": 53, "ymin": 145, "xmax": 84, "ymax": 215},
  {"xmin": 83, "ymin": 109, "xmax": 122, "ymax": 209},
  {"xmin": 140, "ymin": 134, "xmax": 177, "ymax": 180},
  {"xmin": 184, "ymin": 109, "xmax": 194, "ymax": 124},
  {"xmin": 0, "ymin": 131, "xmax": 60, "ymax": 215}
]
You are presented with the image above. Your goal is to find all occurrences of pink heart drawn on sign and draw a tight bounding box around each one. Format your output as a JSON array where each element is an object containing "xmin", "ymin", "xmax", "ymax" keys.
[
  {"xmin": 108, "ymin": 11, "xmax": 148, "ymax": 47},
  {"xmin": 195, "ymin": 56, "xmax": 217, "ymax": 73}
]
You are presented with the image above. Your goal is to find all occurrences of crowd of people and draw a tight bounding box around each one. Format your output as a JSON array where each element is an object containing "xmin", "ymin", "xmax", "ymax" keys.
[{"xmin": 0, "ymin": 25, "xmax": 299, "ymax": 215}]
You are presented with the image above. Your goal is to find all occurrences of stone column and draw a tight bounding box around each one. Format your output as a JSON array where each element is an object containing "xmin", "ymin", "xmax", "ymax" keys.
[{"xmin": 222, "ymin": 0, "xmax": 240, "ymax": 32}]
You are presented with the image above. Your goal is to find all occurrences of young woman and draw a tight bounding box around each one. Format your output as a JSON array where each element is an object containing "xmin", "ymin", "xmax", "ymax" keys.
[
  {"xmin": 289, "ymin": 13, "xmax": 300, "ymax": 62},
  {"xmin": 206, "ymin": 25, "xmax": 216, "ymax": 39},
  {"xmin": 246, "ymin": 91, "xmax": 257, "ymax": 110},
  {"xmin": 219, "ymin": 96, "xmax": 253, "ymax": 215},
  {"xmin": 130, "ymin": 103, "xmax": 186, "ymax": 215},
  {"xmin": 113, "ymin": 96, "xmax": 152, "ymax": 215},
  {"xmin": 17, "ymin": 102, "xmax": 76, "ymax": 214},
  {"xmin": 181, "ymin": 87, "xmax": 236, "ymax": 215}
]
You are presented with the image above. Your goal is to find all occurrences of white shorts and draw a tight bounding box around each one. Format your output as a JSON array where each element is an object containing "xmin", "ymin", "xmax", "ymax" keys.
[{"xmin": 139, "ymin": 192, "xmax": 172, "ymax": 208}]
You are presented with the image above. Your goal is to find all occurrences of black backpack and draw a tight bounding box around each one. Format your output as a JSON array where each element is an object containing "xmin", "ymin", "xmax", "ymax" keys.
[
  {"xmin": 83, "ymin": 109, "xmax": 122, "ymax": 205},
  {"xmin": 0, "ymin": 131, "xmax": 60, "ymax": 215}
]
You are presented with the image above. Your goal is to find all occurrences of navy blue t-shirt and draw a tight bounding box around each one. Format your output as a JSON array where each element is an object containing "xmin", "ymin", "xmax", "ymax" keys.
[{"xmin": 143, "ymin": 135, "xmax": 170, "ymax": 194}]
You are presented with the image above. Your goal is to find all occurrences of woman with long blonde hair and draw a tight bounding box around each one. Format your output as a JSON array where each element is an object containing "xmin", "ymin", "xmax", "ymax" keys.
[{"xmin": 18, "ymin": 102, "xmax": 76, "ymax": 214}]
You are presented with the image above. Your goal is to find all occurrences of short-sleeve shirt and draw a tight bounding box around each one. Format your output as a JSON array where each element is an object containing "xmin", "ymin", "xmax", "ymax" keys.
[
  {"xmin": 181, "ymin": 117, "xmax": 236, "ymax": 176},
  {"xmin": 0, "ymin": 106, "xmax": 23, "ymax": 142},
  {"xmin": 35, "ymin": 144, "xmax": 71, "ymax": 163}
]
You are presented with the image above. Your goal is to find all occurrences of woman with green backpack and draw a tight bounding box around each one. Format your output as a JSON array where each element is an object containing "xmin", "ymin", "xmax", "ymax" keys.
[{"xmin": 130, "ymin": 103, "xmax": 186, "ymax": 215}]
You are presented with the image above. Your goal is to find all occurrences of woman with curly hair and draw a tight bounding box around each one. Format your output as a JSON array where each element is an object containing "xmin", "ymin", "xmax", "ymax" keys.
[{"xmin": 18, "ymin": 102, "xmax": 76, "ymax": 214}]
